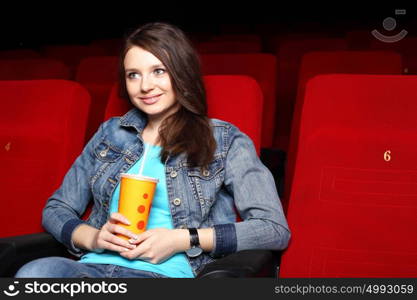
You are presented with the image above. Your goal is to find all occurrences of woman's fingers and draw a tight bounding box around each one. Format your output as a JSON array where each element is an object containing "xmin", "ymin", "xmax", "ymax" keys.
[
  {"xmin": 105, "ymin": 232, "xmax": 137, "ymax": 251},
  {"xmin": 127, "ymin": 231, "xmax": 149, "ymax": 245},
  {"xmin": 107, "ymin": 222, "xmax": 138, "ymax": 240},
  {"xmin": 109, "ymin": 212, "xmax": 131, "ymax": 225},
  {"xmin": 96, "ymin": 229, "xmax": 136, "ymax": 252},
  {"xmin": 96, "ymin": 220, "xmax": 138, "ymax": 252},
  {"xmin": 99, "ymin": 240, "xmax": 133, "ymax": 253},
  {"xmin": 107, "ymin": 212, "xmax": 139, "ymax": 240},
  {"xmin": 120, "ymin": 241, "xmax": 149, "ymax": 260}
]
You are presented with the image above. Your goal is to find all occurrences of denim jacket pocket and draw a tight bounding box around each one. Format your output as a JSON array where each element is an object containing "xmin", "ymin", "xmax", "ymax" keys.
[
  {"xmin": 94, "ymin": 140, "xmax": 123, "ymax": 163},
  {"xmin": 186, "ymin": 158, "xmax": 224, "ymax": 181},
  {"xmin": 187, "ymin": 158, "xmax": 225, "ymax": 220}
]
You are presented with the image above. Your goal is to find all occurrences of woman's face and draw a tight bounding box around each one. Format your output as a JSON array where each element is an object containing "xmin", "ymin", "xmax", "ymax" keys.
[{"xmin": 124, "ymin": 46, "xmax": 178, "ymax": 122}]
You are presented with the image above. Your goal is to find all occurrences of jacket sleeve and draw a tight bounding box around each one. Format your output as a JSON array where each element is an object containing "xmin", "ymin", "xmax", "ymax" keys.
[
  {"xmin": 42, "ymin": 122, "xmax": 105, "ymax": 257},
  {"xmin": 210, "ymin": 129, "xmax": 290, "ymax": 257}
]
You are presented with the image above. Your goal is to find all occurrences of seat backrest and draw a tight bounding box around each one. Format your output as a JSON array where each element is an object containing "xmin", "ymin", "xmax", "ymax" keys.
[
  {"xmin": 274, "ymin": 38, "xmax": 347, "ymax": 151},
  {"xmin": 104, "ymin": 75, "xmax": 263, "ymax": 153},
  {"xmin": 89, "ymin": 38, "xmax": 123, "ymax": 56},
  {"xmin": 200, "ymin": 53, "xmax": 276, "ymax": 148},
  {"xmin": 75, "ymin": 56, "xmax": 119, "ymax": 142},
  {"xmin": 0, "ymin": 80, "xmax": 91, "ymax": 237},
  {"xmin": 0, "ymin": 59, "xmax": 71, "ymax": 80},
  {"xmin": 0, "ymin": 49, "xmax": 41, "ymax": 59},
  {"xmin": 194, "ymin": 40, "xmax": 262, "ymax": 54},
  {"xmin": 283, "ymin": 51, "xmax": 403, "ymax": 211},
  {"xmin": 75, "ymin": 56, "xmax": 119, "ymax": 84},
  {"xmin": 369, "ymin": 37, "xmax": 417, "ymax": 74},
  {"xmin": 264, "ymin": 33, "xmax": 333, "ymax": 53},
  {"xmin": 279, "ymin": 74, "xmax": 417, "ymax": 277},
  {"xmin": 41, "ymin": 45, "xmax": 107, "ymax": 77}
]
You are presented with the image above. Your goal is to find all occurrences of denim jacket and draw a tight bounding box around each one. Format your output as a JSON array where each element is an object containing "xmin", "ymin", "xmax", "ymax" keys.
[{"xmin": 42, "ymin": 108, "xmax": 290, "ymax": 276}]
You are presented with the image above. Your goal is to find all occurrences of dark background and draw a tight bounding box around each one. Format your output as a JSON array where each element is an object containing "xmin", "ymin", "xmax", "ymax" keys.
[{"xmin": 0, "ymin": 3, "xmax": 414, "ymax": 49}]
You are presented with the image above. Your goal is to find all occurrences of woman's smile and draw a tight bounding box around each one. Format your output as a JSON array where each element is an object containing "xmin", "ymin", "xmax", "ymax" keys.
[{"xmin": 139, "ymin": 94, "xmax": 163, "ymax": 105}]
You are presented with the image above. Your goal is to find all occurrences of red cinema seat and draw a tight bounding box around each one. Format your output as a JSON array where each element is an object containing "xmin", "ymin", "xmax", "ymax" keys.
[
  {"xmin": 188, "ymin": 32, "xmax": 213, "ymax": 44},
  {"xmin": 104, "ymin": 84, "xmax": 132, "ymax": 120},
  {"xmin": 204, "ymin": 75, "xmax": 262, "ymax": 153},
  {"xmin": 89, "ymin": 38, "xmax": 123, "ymax": 56},
  {"xmin": 283, "ymin": 51, "xmax": 403, "ymax": 212},
  {"xmin": 369, "ymin": 37, "xmax": 417, "ymax": 74},
  {"xmin": 104, "ymin": 75, "xmax": 263, "ymax": 154},
  {"xmin": 403, "ymin": 54, "xmax": 417, "ymax": 75},
  {"xmin": 75, "ymin": 56, "xmax": 119, "ymax": 142},
  {"xmin": 194, "ymin": 40, "xmax": 262, "ymax": 54},
  {"xmin": 0, "ymin": 59, "xmax": 71, "ymax": 80},
  {"xmin": 264, "ymin": 32, "xmax": 333, "ymax": 54},
  {"xmin": 75, "ymin": 56, "xmax": 119, "ymax": 84},
  {"xmin": 273, "ymin": 38, "xmax": 347, "ymax": 151},
  {"xmin": 0, "ymin": 80, "xmax": 91, "ymax": 237},
  {"xmin": 279, "ymin": 74, "xmax": 417, "ymax": 277},
  {"xmin": 200, "ymin": 53, "xmax": 276, "ymax": 148},
  {"xmin": 369, "ymin": 36, "xmax": 414, "ymax": 53},
  {"xmin": 41, "ymin": 45, "xmax": 107, "ymax": 77},
  {"xmin": 0, "ymin": 49, "xmax": 41, "ymax": 59}
]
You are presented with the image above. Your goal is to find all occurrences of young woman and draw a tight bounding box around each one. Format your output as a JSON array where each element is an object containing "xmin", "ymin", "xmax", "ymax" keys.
[{"xmin": 15, "ymin": 22, "xmax": 290, "ymax": 278}]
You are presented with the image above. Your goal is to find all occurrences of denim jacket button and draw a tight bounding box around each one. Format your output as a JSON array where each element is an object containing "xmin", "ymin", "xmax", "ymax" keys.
[
  {"xmin": 170, "ymin": 171, "xmax": 178, "ymax": 178},
  {"xmin": 173, "ymin": 198, "xmax": 181, "ymax": 206},
  {"xmin": 202, "ymin": 170, "xmax": 210, "ymax": 177},
  {"xmin": 99, "ymin": 150, "xmax": 107, "ymax": 157},
  {"xmin": 124, "ymin": 157, "xmax": 134, "ymax": 164}
]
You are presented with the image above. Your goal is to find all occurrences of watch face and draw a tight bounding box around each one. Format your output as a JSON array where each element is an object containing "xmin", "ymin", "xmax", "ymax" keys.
[{"xmin": 186, "ymin": 246, "xmax": 203, "ymax": 258}]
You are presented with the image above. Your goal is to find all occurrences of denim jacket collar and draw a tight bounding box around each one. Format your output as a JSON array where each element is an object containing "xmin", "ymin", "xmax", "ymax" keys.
[
  {"xmin": 119, "ymin": 108, "xmax": 148, "ymax": 134},
  {"xmin": 118, "ymin": 108, "xmax": 190, "ymax": 166}
]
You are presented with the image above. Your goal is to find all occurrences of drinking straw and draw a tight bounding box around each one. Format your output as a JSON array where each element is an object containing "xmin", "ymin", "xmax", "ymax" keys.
[{"xmin": 138, "ymin": 143, "xmax": 149, "ymax": 176}]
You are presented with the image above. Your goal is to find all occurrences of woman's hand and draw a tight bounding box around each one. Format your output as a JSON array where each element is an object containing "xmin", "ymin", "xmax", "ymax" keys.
[
  {"xmin": 91, "ymin": 212, "xmax": 139, "ymax": 253},
  {"xmin": 119, "ymin": 228, "xmax": 189, "ymax": 264}
]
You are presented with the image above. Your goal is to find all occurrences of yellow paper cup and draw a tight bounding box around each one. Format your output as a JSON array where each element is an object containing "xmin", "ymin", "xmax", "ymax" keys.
[{"xmin": 117, "ymin": 173, "xmax": 158, "ymax": 240}]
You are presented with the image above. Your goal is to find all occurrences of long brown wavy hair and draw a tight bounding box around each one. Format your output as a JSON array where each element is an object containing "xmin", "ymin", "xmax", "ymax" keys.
[{"xmin": 119, "ymin": 22, "xmax": 216, "ymax": 168}]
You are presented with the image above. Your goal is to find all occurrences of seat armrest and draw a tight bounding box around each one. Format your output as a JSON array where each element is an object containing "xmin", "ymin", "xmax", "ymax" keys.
[
  {"xmin": 0, "ymin": 232, "xmax": 68, "ymax": 277},
  {"xmin": 197, "ymin": 250, "xmax": 279, "ymax": 278}
]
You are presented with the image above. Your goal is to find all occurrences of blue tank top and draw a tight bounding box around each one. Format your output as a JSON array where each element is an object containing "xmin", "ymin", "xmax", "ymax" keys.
[{"xmin": 79, "ymin": 143, "xmax": 195, "ymax": 278}]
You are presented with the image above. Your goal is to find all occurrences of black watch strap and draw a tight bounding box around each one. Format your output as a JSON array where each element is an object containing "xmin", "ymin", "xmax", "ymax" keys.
[
  {"xmin": 188, "ymin": 228, "xmax": 200, "ymax": 247},
  {"xmin": 186, "ymin": 228, "xmax": 203, "ymax": 258}
]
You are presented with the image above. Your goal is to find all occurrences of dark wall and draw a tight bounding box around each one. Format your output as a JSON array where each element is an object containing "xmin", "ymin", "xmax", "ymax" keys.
[{"xmin": 0, "ymin": 3, "xmax": 413, "ymax": 49}]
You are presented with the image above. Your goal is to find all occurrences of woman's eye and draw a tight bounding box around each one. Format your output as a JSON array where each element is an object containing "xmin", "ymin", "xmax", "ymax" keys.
[
  {"xmin": 127, "ymin": 72, "xmax": 140, "ymax": 79},
  {"xmin": 154, "ymin": 68, "xmax": 166, "ymax": 75}
]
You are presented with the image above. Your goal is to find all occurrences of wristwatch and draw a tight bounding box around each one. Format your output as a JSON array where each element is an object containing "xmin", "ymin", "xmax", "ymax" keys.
[{"xmin": 185, "ymin": 228, "xmax": 203, "ymax": 258}]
